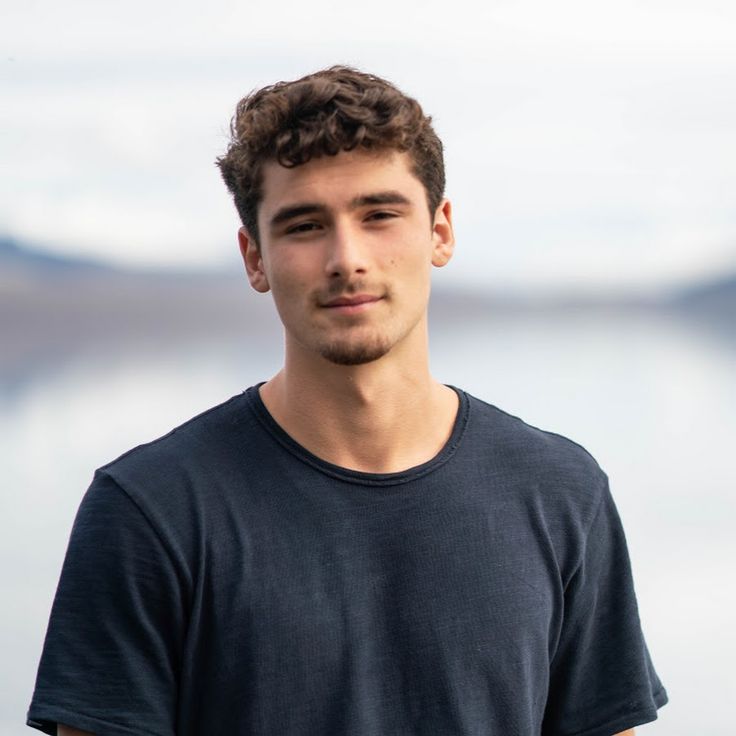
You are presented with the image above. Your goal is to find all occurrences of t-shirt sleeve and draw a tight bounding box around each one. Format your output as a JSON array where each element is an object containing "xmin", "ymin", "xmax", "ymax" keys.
[
  {"xmin": 542, "ymin": 479, "xmax": 668, "ymax": 736},
  {"xmin": 27, "ymin": 471, "xmax": 188, "ymax": 736}
]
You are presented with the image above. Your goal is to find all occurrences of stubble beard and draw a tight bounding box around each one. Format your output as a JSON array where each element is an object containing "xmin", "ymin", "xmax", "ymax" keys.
[{"xmin": 318, "ymin": 333, "xmax": 394, "ymax": 366}]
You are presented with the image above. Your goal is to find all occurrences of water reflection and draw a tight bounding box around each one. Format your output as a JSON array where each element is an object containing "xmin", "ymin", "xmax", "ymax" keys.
[{"xmin": 3, "ymin": 305, "xmax": 734, "ymax": 735}]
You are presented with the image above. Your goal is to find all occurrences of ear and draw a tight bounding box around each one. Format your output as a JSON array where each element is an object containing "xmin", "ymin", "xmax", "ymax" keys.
[
  {"xmin": 238, "ymin": 227, "xmax": 270, "ymax": 293},
  {"xmin": 431, "ymin": 198, "xmax": 455, "ymax": 268}
]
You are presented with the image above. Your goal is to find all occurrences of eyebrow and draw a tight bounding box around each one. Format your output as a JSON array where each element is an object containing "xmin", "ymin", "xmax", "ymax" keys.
[
  {"xmin": 269, "ymin": 204, "xmax": 324, "ymax": 229},
  {"xmin": 268, "ymin": 190, "xmax": 412, "ymax": 230},
  {"xmin": 349, "ymin": 191, "xmax": 412, "ymax": 209}
]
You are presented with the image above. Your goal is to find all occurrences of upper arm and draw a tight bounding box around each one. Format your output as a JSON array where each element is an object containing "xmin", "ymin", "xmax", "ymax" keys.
[
  {"xmin": 27, "ymin": 473, "xmax": 186, "ymax": 734},
  {"xmin": 543, "ymin": 479, "xmax": 666, "ymax": 731},
  {"xmin": 58, "ymin": 727, "xmax": 95, "ymax": 736}
]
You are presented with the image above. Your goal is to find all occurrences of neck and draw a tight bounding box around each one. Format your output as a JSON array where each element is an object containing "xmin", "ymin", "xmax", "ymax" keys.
[{"xmin": 259, "ymin": 332, "xmax": 458, "ymax": 473}]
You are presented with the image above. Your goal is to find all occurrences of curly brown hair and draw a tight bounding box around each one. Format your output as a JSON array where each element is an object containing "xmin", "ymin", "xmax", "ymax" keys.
[{"xmin": 216, "ymin": 66, "xmax": 445, "ymax": 244}]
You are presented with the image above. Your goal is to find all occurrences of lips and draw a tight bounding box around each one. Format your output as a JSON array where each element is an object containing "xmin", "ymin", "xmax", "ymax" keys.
[{"xmin": 323, "ymin": 294, "xmax": 382, "ymax": 308}]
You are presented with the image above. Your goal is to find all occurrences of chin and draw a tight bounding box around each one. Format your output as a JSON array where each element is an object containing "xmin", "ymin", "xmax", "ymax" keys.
[{"xmin": 318, "ymin": 338, "xmax": 393, "ymax": 366}]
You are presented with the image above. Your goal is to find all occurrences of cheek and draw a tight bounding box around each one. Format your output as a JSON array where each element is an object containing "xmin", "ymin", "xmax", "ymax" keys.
[
  {"xmin": 265, "ymin": 255, "xmax": 300, "ymax": 289},
  {"xmin": 398, "ymin": 242, "xmax": 434, "ymax": 276},
  {"xmin": 383, "ymin": 237, "xmax": 426, "ymax": 271},
  {"xmin": 265, "ymin": 261, "xmax": 314, "ymax": 311}
]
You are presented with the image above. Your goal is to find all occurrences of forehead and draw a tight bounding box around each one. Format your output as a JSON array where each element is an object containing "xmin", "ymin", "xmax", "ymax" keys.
[{"xmin": 259, "ymin": 150, "xmax": 424, "ymax": 215}]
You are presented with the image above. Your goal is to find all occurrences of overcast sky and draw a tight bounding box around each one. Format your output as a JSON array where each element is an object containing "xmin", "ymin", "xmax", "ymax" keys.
[{"xmin": 3, "ymin": 0, "xmax": 736, "ymax": 295}]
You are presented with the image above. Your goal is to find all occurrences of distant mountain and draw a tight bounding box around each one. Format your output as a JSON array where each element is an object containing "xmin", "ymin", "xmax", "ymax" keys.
[
  {"xmin": 0, "ymin": 236, "xmax": 277, "ymax": 377},
  {"xmin": 669, "ymin": 272, "xmax": 736, "ymax": 315},
  {"xmin": 2, "ymin": 234, "xmax": 734, "ymax": 380},
  {"xmin": 0, "ymin": 236, "xmax": 114, "ymax": 274},
  {"xmin": 2, "ymin": 234, "xmax": 735, "ymax": 315}
]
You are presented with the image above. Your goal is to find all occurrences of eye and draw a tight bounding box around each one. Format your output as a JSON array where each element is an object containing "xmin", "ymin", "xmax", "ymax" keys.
[
  {"xmin": 285, "ymin": 221, "xmax": 321, "ymax": 235},
  {"xmin": 365, "ymin": 211, "xmax": 398, "ymax": 222}
]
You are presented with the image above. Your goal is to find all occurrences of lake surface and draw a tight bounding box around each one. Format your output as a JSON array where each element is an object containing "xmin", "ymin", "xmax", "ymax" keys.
[{"xmin": 2, "ymin": 307, "xmax": 734, "ymax": 735}]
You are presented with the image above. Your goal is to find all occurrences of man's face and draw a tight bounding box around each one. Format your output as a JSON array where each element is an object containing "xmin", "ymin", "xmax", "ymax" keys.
[{"xmin": 239, "ymin": 149, "xmax": 454, "ymax": 366}]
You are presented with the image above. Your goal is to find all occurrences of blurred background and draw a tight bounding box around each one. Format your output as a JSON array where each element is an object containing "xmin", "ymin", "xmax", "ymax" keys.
[{"xmin": 2, "ymin": 1, "xmax": 735, "ymax": 733}]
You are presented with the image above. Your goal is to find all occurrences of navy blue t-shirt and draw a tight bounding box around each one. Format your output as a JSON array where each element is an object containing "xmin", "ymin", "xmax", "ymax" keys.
[{"xmin": 28, "ymin": 386, "xmax": 667, "ymax": 735}]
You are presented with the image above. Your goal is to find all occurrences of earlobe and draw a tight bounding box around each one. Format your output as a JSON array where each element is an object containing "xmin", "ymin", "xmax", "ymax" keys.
[
  {"xmin": 431, "ymin": 199, "xmax": 455, "ymax": 268},
  {"xmin": 238, "ymin": 227, "xmax": 270, "ymax": 293}
]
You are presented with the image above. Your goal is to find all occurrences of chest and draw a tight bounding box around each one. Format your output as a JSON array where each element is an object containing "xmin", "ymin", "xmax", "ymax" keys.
[
  {"xmin": 178, "ymin": 489, "xmax": 563, "ymax": 733},
  {"xmin": 202, "ymin": 492, "xmax": 559, "ymax": 684}
]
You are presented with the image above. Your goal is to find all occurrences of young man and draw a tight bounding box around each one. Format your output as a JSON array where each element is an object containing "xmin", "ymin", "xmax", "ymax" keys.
[{"xmin": 28, "ymin": 67, "xmax": 667, "ymax": 735}]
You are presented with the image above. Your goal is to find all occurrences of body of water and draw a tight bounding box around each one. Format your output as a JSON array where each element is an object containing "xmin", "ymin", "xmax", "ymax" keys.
[{"xmin": 2, "ymin": 307, "xmax": 734, "ymax": 734}]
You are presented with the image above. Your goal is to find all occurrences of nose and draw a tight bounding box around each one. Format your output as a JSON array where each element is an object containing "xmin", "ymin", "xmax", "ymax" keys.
[{"xmin": 324, "ymin": 220, "xmax": 367, "ymax": 280}]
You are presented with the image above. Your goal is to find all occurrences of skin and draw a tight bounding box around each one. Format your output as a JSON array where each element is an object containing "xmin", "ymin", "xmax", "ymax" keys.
[
  {"xmin": 239, "ymin": 149, "xmax": 459, "ymax": 473},
  {"xmin": 55, "ymin": 150, "xmax": 637, "ymax": 736}
]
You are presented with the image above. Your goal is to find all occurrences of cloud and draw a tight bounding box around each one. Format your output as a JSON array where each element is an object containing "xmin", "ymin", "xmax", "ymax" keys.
[{"xmin": 3, "ymin": 1, "xmax": 736, "ymax": 292}]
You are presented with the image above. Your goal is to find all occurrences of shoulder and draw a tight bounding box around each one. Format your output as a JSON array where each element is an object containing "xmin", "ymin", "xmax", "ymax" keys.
[
  {"xmin": 460, "ymin": 390, "xmax": 610, "ymax": 525},
  {"xmin": 93, "ymin": 388, "xmax": 268, "ymax": 521},
  {"xmin": 463, "ymin": 391, "xmax": 606, "ymax": 479},
  {"xmin": 101, "ymin": 390, "xmax": 253, "ymax": 476}
]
